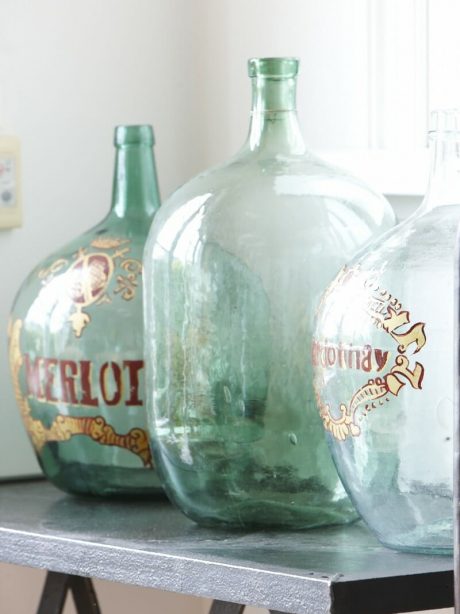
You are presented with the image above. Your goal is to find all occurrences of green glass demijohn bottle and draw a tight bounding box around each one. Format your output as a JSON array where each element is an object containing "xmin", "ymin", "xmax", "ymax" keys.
[
  {"xmin": 9, "ymin": 125, "xmax": 163, "ymax": 497},
  {"xmin": 143, "ymin": 58, "xmax": 396, "ymax": 528}
]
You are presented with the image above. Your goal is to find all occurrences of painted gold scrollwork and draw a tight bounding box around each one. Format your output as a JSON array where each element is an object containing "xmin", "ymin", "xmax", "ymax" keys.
[
  {"xmin": 315, "ymin": 272, "xmax": 427, "ymax": 442},
  {"xmin": 391, "ymin": 322, "xmax": 426, "ymax": 354},
  {"xmin": 90, "ymin": 237, "xmax": 129, "ymax": 250},
  {"xmin": 66, "ymin": 249, "xmax": 114, "ymax": 337},
  {"xmin": 38, "ymin": 237, "xmax": 143, "ymax": 338},
  {"xmin": 38, "ymin": 258, "xmax": 69, "ymax": 281},
  {"xmin": 113, "ymin": 258, "xmax": 143, "ymax": 301}
]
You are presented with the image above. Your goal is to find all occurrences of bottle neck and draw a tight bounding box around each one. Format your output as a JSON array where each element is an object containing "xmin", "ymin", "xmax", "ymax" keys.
[
  {"xmin": 246, "ymin": 77, "xmax": 306, "ymax": 155},
  {"xmin": 110, "ymin": 144, "xmax": 160, "ymax": 219},
  {"xmin": 421, "ymin": 134, "xmax": 460, "ymax": 212}
]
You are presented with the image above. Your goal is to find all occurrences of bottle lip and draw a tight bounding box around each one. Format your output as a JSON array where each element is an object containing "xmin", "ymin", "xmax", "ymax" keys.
[
  {"xmin": 114, "ymin": 125, "xmax": 155, "ymax": 146},
  {"xmin": 248, "ymin": 57, "xmax": 299, "ymax": 79}
]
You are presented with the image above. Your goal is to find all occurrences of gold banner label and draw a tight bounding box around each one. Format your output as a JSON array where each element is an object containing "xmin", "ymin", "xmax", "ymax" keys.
[{"xmin": 8, "ymin": 318, "xmax": 152, "ymax": 467}]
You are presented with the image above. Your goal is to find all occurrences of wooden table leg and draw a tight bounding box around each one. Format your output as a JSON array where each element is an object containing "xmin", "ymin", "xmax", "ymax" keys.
[
  {"xmin": 209, "ymin": 600, "xmax": 245, "ymax": 614},
  {"xmin": 37, "ymin": 571, "xmax": 100, "ymax": 614},
  {"xmin": 70, "ymin": 576, "xmax": 101, "ymax": 613},
  {"xmin": 37, "ymin": 572, "xmax": 70, "ymax": 614}
]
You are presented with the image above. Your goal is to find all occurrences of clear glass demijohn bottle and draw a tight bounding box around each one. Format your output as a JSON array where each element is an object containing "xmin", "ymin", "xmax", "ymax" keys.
[
  {"xmin": 9, "ymin": 125, "xmax": 164, "ymax": 497},
  {"xmin": 313, "ymin": 109, "xmax": 460, "ymax": 552},
  {"xmin": 144, "ymin": 57, "xmax": 395, "ymax": 528}
]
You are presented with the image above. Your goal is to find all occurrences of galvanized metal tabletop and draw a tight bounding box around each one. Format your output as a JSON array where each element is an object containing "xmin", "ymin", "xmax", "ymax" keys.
[{"xmin": 0, "ymin": 479, "xmax": 454, "ymax": 614}]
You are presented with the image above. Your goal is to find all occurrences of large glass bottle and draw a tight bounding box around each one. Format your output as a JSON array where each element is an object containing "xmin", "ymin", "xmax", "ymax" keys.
[
  {"xmin": 313, "ymin": 109, "xmax": 460, "ymax": 552},
  {"xmin": 9, "ymin": 125, "xmax": 163, "ymax": 497},
  {"xmin": 144, "ymin": 57, "xmax": 395, "ymax": 528}
]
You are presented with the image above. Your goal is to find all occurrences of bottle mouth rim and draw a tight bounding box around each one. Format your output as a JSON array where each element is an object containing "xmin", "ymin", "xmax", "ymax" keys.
[
  {"xmin": 248, "ymin": 57, "xmax": 299, "ymax": 79},
  {"xmin": 114, "ymin": 125, "xmax": 154, "ymax": 146}
]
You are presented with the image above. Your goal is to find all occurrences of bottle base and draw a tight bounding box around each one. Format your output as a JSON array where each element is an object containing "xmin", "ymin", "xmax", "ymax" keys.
[
  {"xmin": 165, "ymin": 490, "xmax": 359, "ymax": 530},
  {"xmin": 378, "ymin": 540, "xmax": 453, "ymax": 556},
  {"xmin": 41, "ymin": 460, "xmax": 166, "ymax": 499},
  {"xmin": 375, "ymin": 520, "xmax": 453, "ymax": 555}
]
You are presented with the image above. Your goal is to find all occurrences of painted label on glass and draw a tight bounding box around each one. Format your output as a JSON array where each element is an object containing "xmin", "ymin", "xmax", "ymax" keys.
[
  {"xmin": 8, "ymin": 236, "xmax": 152, "ymax": 467},
  {"xmin": 313, "ymin": 266, "xmax": 427, "ymax": 442},
  {"xmin": 38, "ymin": 236, "xmax": 142, "ymax": 337}
]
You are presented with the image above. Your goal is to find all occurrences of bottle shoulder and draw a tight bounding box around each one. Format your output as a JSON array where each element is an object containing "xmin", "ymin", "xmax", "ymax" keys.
[
  {"xmin": 164, "ymin": 149, "xmax": 390, "ymax": 195},
  {"xmin": 338, "ymin": 203, "xmax": 460, "ymax": 281},
  {"xmin": 11, "ymin": 214, "xmax": 147, "ymax": 315},
  {"xmin": 152, "ymin": 153, "xmax": 394, "ymax": 237},
  {"xmin": 314, "ymin": 206, "xmax": 460, "ymax": 363},
  {"xmin": 26, "ymin": 212, "xmax": 150, "ymax": 274}
]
